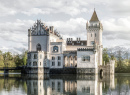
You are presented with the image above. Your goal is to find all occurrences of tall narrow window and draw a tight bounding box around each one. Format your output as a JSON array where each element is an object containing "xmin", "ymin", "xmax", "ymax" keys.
[
  {"xmin": 58, "ymin": 62, "xmax": 61, "ymax": 66},
  {"xmin": 52, "ymin": 62, "xmax": 55, "ymax": 66},
  {"xmin": 34, "ymin": 54, "xmax": 37, "ymax": 59},
  {"xmin": 36, "ymin": 43, "xmax": 41, "ymax": 51},
  {"xmin": 95, "ymin": 33, "xmax": 96, "ymax": 37},
  {"xmin": 52, "ymin": 57, "xmax": 55, "ymax": 60},
  {"xmin": 58, "ymin": 56, "xmax": 61, "ymax": 60}
]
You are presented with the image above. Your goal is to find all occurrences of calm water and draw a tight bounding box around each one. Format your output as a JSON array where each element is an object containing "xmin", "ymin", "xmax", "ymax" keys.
[{"xmin": 0, "ymin": 74, "xmax": 130, "ymax": 95}]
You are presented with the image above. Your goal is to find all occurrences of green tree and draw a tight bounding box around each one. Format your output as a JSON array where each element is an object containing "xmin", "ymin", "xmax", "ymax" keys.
[
  {"xmin": 0, "ymin": 50, "xmax": 4, "ymax": 67},
  {"xmin": 103, "ymin": 48, "xmax": 110, "ymax": 65},
  {"xmin": 22, "ymin": 51, "xmax": 27, "ymax": 66}
]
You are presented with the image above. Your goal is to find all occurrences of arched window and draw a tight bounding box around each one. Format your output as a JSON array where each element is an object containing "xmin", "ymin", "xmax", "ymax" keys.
[
  {"xmin": 33, "ymin": 61, "xmax": 37, "ymax": 66},
  {"xmin": 53, "ymin": 46, "xmax": 58, "ymax": 52},
  {"xmin": 36, "ymin": 43, "xmax": 41, "ymax": 51}
]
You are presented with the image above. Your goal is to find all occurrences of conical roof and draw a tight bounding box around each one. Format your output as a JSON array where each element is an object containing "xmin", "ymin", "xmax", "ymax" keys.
[{"xmin": 90, "ymin": 10, "xmax": 99, "ymax": 21}]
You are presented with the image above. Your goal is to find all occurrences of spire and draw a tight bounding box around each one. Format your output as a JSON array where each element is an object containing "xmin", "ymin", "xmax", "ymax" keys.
[{"xmin": 90, "ymin": 9, "xmax": 99, "ymax": 22}]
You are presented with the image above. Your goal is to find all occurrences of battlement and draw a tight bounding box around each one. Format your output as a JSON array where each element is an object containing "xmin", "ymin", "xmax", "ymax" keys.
[
  {"xmin": 66, "ymin": 38, "xmax": 87, "ymax": 46},
  {"xmin": 77, "ymin": 48, "xmax": 94, "ymax": 51}
]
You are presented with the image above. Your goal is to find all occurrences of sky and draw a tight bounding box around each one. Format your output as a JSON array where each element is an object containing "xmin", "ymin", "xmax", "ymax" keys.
[{"xmin": 0, "ymin": 0, "xmax": 130, "ymax": 54}]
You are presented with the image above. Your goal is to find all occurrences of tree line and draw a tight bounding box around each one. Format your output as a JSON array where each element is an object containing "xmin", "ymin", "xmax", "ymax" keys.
[
  {"xmin": 103, "ymin": 47, "xmax": 130, "ymax": 73},
  {"xmin": 0, "ymin": 50, "xmax": 27, "ymax": 67}
]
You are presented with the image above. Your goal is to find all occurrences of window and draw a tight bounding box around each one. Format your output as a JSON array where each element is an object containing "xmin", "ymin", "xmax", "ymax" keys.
[
  {"xmin": 82, "ymin": 87, "xmax": 90, "ymax": 93},
  {"xmin": 91, "ymin": 41, "xmax": 94, "ymax": 45},
  {"xmin": 36, "ymin": 43, "xmax": 41, "ymax": 51},
  {"xmin": 40, "ymin": 62, "xmax": 41, "ymax": 66},
  {"xmin": 53, "ymin": 46, "xmax": 58, "ymax": 52},
  {"xmin": 58, "ymin": 56, "xmax": 61, "ymax": 60},
  {"xmin": 58, "ymin": 62, "xmax": 61, "ymax": 66},
  {"xmin": 58, "ymin": 82, "xmax": 61, "ymax": 92},
  {"xmin": 91, "ymin": 33, "xmax": 92, "ymax": 37},
  {"xmin": 29, "ymin": 62, "xmax": 31, "ymax": 66},
  {"xmin": 28, "ymin": 54, "xmax": 31, "ymax": 59},
  {"xmin": 95, "ymin": 33, "xmax": 96, "ymax": 37},
  {"xmin": 82, "ymin": 56, "xmax": 90, "ymax": 61},
  {"xmin": 52, "ymin": 62, "xmax": 55, "ymax": 66},
  {"xmin": 52, "ymin": 82, "xmax": 55, "ymax": 91},
  {"xmin": 52, "ymin": 56, "xmax": 55, "ymax": 60},
  {"xmin": 34, "ymin": 54, "xmax": 37, "ymax": 59},
  {"xmin": 33, "ymin": 61, "xmax": 37, "ymax": 66}
]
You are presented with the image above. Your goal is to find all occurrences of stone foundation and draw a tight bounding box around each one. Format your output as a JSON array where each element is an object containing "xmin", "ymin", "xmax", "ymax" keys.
[
  {"xmin": 77, "ymin": 68, "xmax": 95, "ymax": 74},
  {"xmin": 23, "ymin": 67, "xmax": 49, "ymax": 74},
  {"xmin": 50, "ymin": 68, "xmax": 76, "ymax": 74}
]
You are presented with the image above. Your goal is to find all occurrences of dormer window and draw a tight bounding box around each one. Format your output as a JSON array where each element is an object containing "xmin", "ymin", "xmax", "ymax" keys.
[{"xmin": 53, "ymin": 46, "xmax": 58, "ymax": 52}]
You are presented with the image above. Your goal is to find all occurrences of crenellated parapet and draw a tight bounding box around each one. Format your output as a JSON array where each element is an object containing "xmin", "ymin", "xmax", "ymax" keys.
[
  {"xmin": 66, "ymin": 38, "xmax": 87, "ymax": 46},
  {"xmin": 77, "ymin": 48, "xmax": 94, "ymax": 51}
]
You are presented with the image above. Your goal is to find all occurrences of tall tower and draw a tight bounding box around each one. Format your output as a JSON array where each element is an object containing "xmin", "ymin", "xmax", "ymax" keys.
[{"xmin": 86, "ymin": 9, "xmax": 103, "ymax": 65}]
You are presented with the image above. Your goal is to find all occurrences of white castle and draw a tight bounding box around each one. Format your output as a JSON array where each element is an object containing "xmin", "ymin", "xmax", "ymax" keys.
[{"xmin": 26, "ymin": 10, "xmax": 115, "ymax": 74}]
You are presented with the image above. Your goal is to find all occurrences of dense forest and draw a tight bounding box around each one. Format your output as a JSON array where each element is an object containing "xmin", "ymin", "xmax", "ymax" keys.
[{"xmin": 0, "ymin": 50, "xmax": 27, "ymax": 67}]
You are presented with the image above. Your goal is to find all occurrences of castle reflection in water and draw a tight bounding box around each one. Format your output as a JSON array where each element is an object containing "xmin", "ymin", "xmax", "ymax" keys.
[{"xmin": 26, "ymin": 74, "xmax": 115, "ymax": 95}]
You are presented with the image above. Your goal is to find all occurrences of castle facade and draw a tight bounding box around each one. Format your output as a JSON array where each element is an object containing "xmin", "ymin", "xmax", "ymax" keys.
[{"xmin": 25, "ymin": 10, "xmax": 115, "ymax": 74}]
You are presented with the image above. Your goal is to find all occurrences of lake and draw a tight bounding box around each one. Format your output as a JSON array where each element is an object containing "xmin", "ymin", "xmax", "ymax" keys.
[{"xmin": 0, "ymin": 73, "xmax": 129, "ymax": 95}]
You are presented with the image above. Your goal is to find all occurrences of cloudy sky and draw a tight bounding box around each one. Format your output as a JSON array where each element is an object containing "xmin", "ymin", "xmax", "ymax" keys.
[{"xmin": 0, "ymin": 0, "xmax": 130, "ymax": 54}]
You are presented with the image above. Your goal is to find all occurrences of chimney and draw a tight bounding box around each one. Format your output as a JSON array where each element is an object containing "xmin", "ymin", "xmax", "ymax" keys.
[{"xmin": 28, "ymin": 28, "xmax": 31, "ymax": 36}]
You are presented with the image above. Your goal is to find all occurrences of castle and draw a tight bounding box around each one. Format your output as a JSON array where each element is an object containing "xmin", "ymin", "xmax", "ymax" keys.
[{"xmin": 25, "ymin": 10, "xmax": 115, "ymax": 74}]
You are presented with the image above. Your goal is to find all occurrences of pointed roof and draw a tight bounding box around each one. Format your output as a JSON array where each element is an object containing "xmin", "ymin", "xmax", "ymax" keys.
[{"xmin": 90, "ymin": 9, "xmax": 99, "ymax": 22}]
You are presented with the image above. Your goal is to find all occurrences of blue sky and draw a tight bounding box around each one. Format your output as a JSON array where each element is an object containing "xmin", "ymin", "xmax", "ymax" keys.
[{"xmin": 0, "ymin": 0, "xmax": 130, "ymax": 54}]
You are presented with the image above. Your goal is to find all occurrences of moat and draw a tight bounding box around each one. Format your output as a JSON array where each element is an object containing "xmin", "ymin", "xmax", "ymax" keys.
[{"xmin": 0, "ymin": 73, "xmax": 129, "ymax": 95}]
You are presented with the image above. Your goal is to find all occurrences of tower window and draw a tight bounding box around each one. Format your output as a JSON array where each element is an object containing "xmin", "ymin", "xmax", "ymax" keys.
[
  {"xmin": 36, "ymin": 43, "xmax": 41, "ymax": 51},
  {"xmin": 91, "ymin": 41, "xmax": 94, "ymax": 45},
  {"xmin": 53, "ymin": 46, "xmax": 58, "ymax": 52},
  {"xmin": 95, "ymin": 33, "xmax": 96, "ymax": 37}
]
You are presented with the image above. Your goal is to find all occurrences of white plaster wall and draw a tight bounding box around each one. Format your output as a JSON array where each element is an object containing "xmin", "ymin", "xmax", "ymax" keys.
[
  {"xmin": 66, "ymin": 46, "xmax": 90, "ymax": 51},
  {"xmin": 31, "ymin": 36, "xmax": 48, "ymax": 51},
  {"xmin": 77, "ymin": 51, "xmax": 97, "ymax": 68}
]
